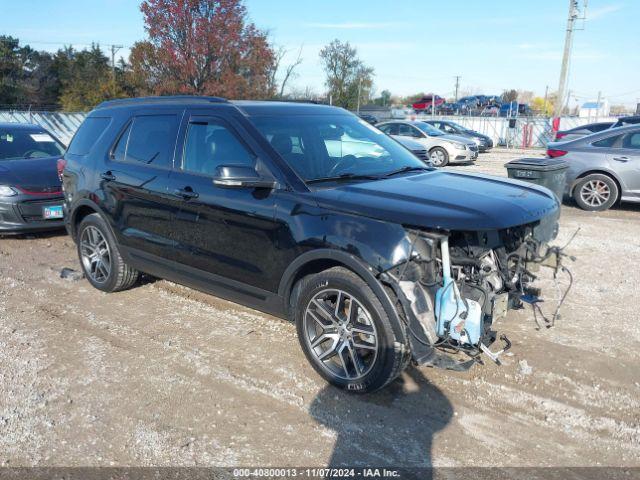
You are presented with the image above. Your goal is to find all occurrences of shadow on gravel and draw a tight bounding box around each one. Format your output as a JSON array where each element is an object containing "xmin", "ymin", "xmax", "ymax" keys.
[
  {"xmin": 0, "ymin": 228, "xmax": 68, "ymax": 240},
  {"xmin": 309, "ymin": 367, "xmax": 452, "ymax": 470}
]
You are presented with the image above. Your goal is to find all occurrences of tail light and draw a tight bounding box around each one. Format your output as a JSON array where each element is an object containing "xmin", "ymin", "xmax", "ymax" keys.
[
  {"xmin": 547, "ymin": 148, "xmax": 568, "ymax": 158},
  {"xmin": 555, "ymin": 132, "xmax": 567, "ymax": 140},
  {"xmin": 56, "ymin": 158, "xmax": 67, "ymax": 181}
]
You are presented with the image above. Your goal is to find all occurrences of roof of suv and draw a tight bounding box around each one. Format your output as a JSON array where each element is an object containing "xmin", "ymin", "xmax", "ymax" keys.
[{"xmin": 95, "ymin": 96, "xmax": 348, "ymax": 116}]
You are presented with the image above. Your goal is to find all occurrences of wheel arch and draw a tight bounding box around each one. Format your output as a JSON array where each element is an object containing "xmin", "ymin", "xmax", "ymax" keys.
[
  {"xmin": 278, "ymin": 250, "xmax": 403, "ymax": 334},
  {"xmin": 68, "ymin": 199, "xmax": 109, "ymax": 240}
]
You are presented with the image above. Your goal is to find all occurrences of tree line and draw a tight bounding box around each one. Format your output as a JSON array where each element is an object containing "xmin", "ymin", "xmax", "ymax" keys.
[{"xmin": 0, "ymin": 0, "xmax": 381, "ymax": 112}]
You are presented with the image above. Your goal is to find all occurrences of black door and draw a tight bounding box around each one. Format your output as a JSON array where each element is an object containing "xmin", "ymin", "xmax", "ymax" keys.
[
  {"xmin": 101, "ymin": 110, "xmax": 181, "ymax": 260},
  {"xmin": 168, "ymin": 112, "xmax": 280, "ymax": 292}
]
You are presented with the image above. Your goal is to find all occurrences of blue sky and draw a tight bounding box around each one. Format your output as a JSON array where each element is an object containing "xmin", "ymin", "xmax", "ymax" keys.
[{"xmin": 2, "ymin": 0, "xmax": 639, "ymax": 106}]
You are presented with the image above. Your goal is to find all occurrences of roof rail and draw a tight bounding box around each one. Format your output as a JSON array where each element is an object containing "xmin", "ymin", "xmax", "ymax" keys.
[{"xmin": 96, "ymin": 95, "xmax": 228, "ymax": 109}]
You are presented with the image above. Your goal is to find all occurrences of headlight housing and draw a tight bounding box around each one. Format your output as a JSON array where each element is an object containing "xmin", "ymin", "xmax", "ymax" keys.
[
  {"xmin": 0, "ymin": 185, "xmax": 18, "ymax": 197},
  {"xmin": 452, "ymin": 142, "xmax": 467, "ymax": 150}
]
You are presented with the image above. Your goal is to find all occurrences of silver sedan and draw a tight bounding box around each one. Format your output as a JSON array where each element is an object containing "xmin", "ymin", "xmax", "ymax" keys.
[
  {"xmin": 548, "ymin": 124, "xmax": 640, "ymax": 211},
  {"xmin": 377, "ymin": 120, "xmax": 478, "ymax": 167}
]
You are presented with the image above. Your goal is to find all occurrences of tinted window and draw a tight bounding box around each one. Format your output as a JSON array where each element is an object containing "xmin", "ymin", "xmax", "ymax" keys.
[
  {"xmin": 111, "ymin": 123, "xmax": 131, "ymax": 163},
  {"xmin": 592, "ymin": 135, "xmax": 620, "ymax": 148},
  {"xmin": 0, "ymin": 128, "xmax": 65, "ymax": 160},
  {"xmin": 114, "ymin": 115, "xmax": 178, "ymax": 167},
  {"xmin": 588, "ymin": 123, "xmax": 614, "ymax": 133},
  {"xmin": 398, "ymin": 124, "xmax": 422, "ymax": 137},
  {"xmin": 622, "ymin": 132, "xmax": 640, "ymax": 149},
  {"xmin": 378, "ymin": 124, "xmax": 397, "ymax": 135},
  {"xmin": 68, "ymin": 117, "xmax": 111, "ymax": 155},
  {"xmin": 182, "ymin": 120, "xmax": 255, "ymax": 176}
]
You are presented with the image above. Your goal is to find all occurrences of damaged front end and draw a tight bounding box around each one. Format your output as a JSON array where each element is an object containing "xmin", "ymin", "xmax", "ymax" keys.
[{"xmin": 379, "ymin": 219, "xmax": 573, "ymax": 370}]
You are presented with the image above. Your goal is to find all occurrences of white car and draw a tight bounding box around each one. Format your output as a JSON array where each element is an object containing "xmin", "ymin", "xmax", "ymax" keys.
[{"xmin": 377, "ymin": 120, "xmax": 478, "ymax": 166}]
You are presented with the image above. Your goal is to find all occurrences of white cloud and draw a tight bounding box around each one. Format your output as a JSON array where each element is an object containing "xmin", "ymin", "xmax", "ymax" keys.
[{"xmin": 588, "ymin": 4, "xmax": 623, "ymax": 20}]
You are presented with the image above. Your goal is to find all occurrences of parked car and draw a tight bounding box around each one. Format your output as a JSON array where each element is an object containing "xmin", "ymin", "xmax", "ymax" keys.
[
  {"xmin": 554, "ymin": 122, "xmax": 614, "ymax": 141},
  {"xmin": 412, "ymin": 94, "xmax": 445, "ymax": 112},
  {"xmin": 480, "ymin": 105, "xmax": 499, "ymax": 117},
  {"xmin": 62, "ymin": 96, "xmax": 561, "ymax": 393},
  {"xmin": 610, "ymin": 115, "xmax": 640, "ymax": 129},
  {"xmin": 357, "ymin": 113, "xmax": 378, "ymax": 125},
  {"xmin": 499, "ymin": 102, "xmax": 531, "ymax": 117},
  {"xmin": 547, "ymin": 124, "xmax": 640, "ymax": 211},
  {"xmin": 0, "ymin": 123, "xmax": 66, "ymax": 234},
  {"xmin": 393, "ymin": 135, "xmax": 431, "ymax": 164},
  {"xmin": 423, "ymin": 120, "xmax": 493, "ymax": 152},
  {"xmin": 376, "ymin": 120, "xmax": 478, "ymax": 166}
]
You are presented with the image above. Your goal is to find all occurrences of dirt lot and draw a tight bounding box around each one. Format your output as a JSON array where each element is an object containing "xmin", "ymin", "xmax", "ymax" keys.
[{"xmin": 1, "ymin": 148, "xmax": 639, "ymax": 468}]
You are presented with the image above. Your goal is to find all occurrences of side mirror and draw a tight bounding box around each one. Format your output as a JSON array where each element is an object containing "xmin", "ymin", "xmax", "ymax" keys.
[{"xmin": 213, "ymin": 165, "xmax": 276, "ymax": 189}]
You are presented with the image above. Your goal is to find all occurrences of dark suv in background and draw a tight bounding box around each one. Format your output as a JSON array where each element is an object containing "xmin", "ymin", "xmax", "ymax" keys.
[{"xmin": 62, "ymin": 96, "xmax": 560, "ymax": 393}]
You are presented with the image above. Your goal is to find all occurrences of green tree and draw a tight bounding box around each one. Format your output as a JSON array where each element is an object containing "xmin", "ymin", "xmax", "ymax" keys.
[
  {"xmin": 56, "ymin": 45, "xmax": 120, "ymax": 111},
  {"xmin": 374, "ymin": 89, "xmax": 391, "ymax": 106},
  {"xmin": 319, "ymin": 39, "xmax": 374, "ymax": 110}
]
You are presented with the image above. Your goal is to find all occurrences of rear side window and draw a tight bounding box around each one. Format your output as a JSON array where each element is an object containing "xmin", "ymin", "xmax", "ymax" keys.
[
  {"xmin": 592, "ymin": 135, "xmax": 620, "ymax": 148},
  {"xmin": 68, "ymin": 117, "xmax": 111, "ymax": 155},
  {"xmin": 111, "ymin": 115, "xmax": 178, "ymax": 168}
]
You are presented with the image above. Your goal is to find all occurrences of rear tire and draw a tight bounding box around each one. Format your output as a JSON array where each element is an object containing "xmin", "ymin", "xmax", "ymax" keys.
[
  {"xmin": 293, "ymin": 267, "xmax": 410, "ymax": 393},
  {"xmin": 76, "ymin": 213, "xmax": 139, "ymax": 292},
  {"xmin": 573, "ymin": 174, "xmax": 618, "ymax": 211},
  {"xmin": 429, "ymin": 147, "xmax": 449, "ymax": 167}
]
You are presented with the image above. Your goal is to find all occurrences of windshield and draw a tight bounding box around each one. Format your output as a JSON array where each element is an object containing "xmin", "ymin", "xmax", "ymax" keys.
[
  {"xmin": 249, "ymin": 114, "xmax": 427, "ymax": 182},
  {"xmin": 0, "ymin": 128, "xmax": 65, "ymax": 160},
  {"xmin": 414, "ymin": 122, "xmax": 444, "ymax": 136}
]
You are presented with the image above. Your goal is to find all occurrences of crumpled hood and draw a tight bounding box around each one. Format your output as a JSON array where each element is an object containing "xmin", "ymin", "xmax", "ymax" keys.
[
  {"xmin": 0, "ymin": 156, "xmax": 60, "ymax": 189},
  {"xmin": 313, "ymin": 170, "xmax": 559, "ymax": 231}
]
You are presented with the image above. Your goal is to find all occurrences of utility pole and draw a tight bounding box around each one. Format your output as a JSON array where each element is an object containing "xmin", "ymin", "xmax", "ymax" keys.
[
  {"xmin": 543, "ymin": 85, "xmax": 549, "ymax": 117},
  {"xmin": 595, "ymin": 90, "xmax": 602, "ymax": 122},
  {"xmin": 454, "ymin": 76, "xmax": 461, "ymax": 102},
  {"xmin": 553, "ymin": 0, "xmax": 579, "ymax": 119},
  {"xmin": 356, "ymin": 78, "xmax": 362, "ymax": 113},
  {"xmin": 110, "ymin": 44, "xmax": 123, "ymax": 95}
]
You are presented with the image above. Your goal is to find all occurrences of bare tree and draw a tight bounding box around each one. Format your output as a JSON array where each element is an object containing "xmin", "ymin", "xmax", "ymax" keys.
[{"xmin": 278, "ymin": 45, "xmax": 303, "ymax": 98}]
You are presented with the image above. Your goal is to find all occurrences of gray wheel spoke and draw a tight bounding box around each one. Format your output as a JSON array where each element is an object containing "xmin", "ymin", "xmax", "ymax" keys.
[
  {"xmin": 80, "ymin": 226, "xmax": 111, "ymax": 284},
  {"xmin": 303, "ymin": 288, "xmax": 379, "ymax": 381}
]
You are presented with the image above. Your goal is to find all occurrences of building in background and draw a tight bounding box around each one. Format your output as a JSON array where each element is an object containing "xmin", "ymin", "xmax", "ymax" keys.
[{"xmin": 579, "ymin": 100, "xmax": 610, "ymax": 120}]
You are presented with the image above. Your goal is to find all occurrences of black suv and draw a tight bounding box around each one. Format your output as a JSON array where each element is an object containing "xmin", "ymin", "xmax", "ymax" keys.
[{"xmin": 62, "ymin": 96, "xmax": 560, "ymax": 393}]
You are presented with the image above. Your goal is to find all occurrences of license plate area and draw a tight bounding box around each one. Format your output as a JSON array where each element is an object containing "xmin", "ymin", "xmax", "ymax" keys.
[{"xmin": 43, "ymin": 205, "xmax": 64, "ymax": 219}]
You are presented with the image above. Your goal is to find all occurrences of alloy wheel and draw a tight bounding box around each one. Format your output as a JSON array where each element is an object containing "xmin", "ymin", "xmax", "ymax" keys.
[
  {"xmin": 80, "ymin": 226, "xmax": 112, "ymax": 284},
  {"xmin": 303, "ymin": 289, "xmax": 379, "ymax": 381},
  {"xmin": 580, "ymin": 179, "xmax": 610, "ymax": 207}
]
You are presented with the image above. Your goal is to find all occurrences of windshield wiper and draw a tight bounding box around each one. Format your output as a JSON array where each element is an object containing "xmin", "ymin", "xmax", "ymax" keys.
[
  {"xmin": 306, "ymin": 172, "xmax": 381, "ymax": 184},
  {"xmin": 382, "ymin": 166, "xmax": 430, "ymax": 178}
]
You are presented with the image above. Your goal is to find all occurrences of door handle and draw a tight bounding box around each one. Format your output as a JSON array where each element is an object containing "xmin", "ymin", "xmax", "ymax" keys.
[
  {"xmin": 100, "ymin": 171, "xmax": 116, "ymax": 181},
  {"xmin": 613, "ymin": 156, "xmax": 629, "ymax": 162},
  {"xmin": 174, "ymin": 187, "xmax": 199, "ymax": 200}
]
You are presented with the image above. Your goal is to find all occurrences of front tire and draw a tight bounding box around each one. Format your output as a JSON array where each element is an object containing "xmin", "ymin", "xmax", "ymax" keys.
[
  {"xmin": 573, "ymin": 174, "xmax": 618, "ymax": 211},
  {"xmin": 293, "ymin": 267, "xmax": 410, "ymax": 393},
  {"xmin": 77, "ymin": 213, "xmax": 139, "ymax": 292},
  {"xmin": 429, "ymin": 147, "xmax": 449, "ymax": 167}
]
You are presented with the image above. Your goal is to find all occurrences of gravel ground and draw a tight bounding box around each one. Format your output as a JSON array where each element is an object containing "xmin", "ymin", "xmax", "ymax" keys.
[{"xmin": 1, "ymin": 148, "xmax": 639, "ymax": 468}]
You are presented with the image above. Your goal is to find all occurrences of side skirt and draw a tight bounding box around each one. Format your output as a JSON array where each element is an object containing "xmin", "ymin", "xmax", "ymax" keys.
[{"xmin": 122, "ymin": 246, "xmax": 287, "ymax": 319}]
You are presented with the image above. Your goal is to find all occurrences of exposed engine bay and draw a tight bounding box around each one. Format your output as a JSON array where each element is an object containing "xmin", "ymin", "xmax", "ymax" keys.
[{"xmin": 379, "ymin": 221, "xmax": 575, "ymax": 370}]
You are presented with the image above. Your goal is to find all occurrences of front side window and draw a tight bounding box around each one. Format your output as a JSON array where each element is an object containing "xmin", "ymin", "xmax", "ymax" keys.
[
  {"xmin": 415, "ymin": 122, "xmax": 444, "ymax": 136},
  {"xmin": 249, "ymin": 114, "xmax": 426, "ymax": 182},
  {"xmin": 397, "ymin": 124, "xmax": 422, "ymax": 138},
  {"xmin": 182, "ymin": 119, "xmax": 255, "ymax": 176},
  {"xmin": 0, "ymin": 128, "xmax": 65, "ymax": 160},
  {"xmin": 622, "ymin": 132, "xmax": 640, "ymax": 149}
]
